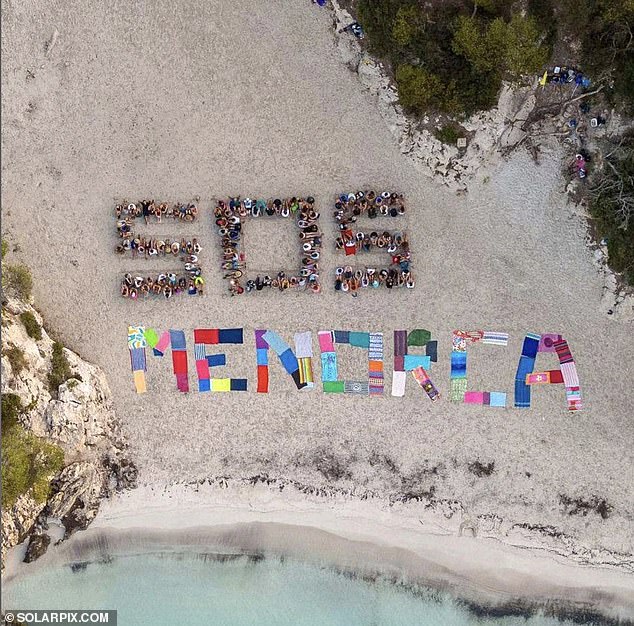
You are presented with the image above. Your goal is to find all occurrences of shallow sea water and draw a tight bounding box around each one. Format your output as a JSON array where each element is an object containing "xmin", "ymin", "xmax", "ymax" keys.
[{"xmin": 2, "ymin": 554, "xmax": 589, "ymax": 626}]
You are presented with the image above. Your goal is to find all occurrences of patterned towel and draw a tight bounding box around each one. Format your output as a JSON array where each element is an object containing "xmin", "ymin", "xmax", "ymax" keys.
[
  {"xmin": 321, "ymin": 352, "xmax": 338, "ymax": 381},
  {"xmin": 538, "ymin": 333, "xmax": 561, "ymax": 353},
  {"xmin": 411, "ymin": 366, "xmax": 440, "ymax": 402},
  {"xmin": 482, "ymin": 331, "xmax": 509, "ymax": 346},
  {"xmin": 450, "ymin": 378, "xmax": 468, "ymax": 402},
  {"xmin": 128, "ymin": 326, "xmax": 147, "ymax": 349},
  {"xmin": 344, "ymin": 380, "xmax": 369, "ymax": 395}
]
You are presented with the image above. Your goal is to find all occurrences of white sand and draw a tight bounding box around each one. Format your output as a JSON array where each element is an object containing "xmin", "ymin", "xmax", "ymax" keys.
[{"xmin": 2, "ymin": 0, "xmax": 634, "ymax": 612}]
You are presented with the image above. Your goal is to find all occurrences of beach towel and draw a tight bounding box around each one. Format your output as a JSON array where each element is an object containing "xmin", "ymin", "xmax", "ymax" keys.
[
  {"xmin": 368, "ymin": 333, "xmax": 383, "ymax": 358},
  {"xmin": 514, "ymin": 352, "xmax": 535, "ymax": 408},
  {"xmin": 299, "ymin": 357, "xmax": 314, "ymax": 388},
  {"xmin": 262, "ymin": 331, "xmax": 289, "ymax": 355},
  {"xmin": 464, "ymin": 391, "xmax": 485, "ymax": 404},
  {"xmin": 211, "ymin": 378, "xmax": 231, "ymax": 392},
  {"xmin": 538, "ymin": 334, "xmax": 561, "ymax": 353},
  {"xmin": 344, "ymin": 380, "xmax": 369, "ymax": 395},
  {"xmin": 133, "ymin": 370, "xmax": 146, "ymax": 394},
  {"xmin": 170, "ymin": 330, "xmax": 187, "ymax": 351},
  {"xmin": 344, "ymin": 241, "xmax": 356, "ymax": 255},
  {"xmin": 553, "ymin": 339, "xmax": 573, "ymax": 364},
  {"xmin": 323, "ymin": 380, "xmax": 345, "ymax": 393},
  {"xmin": 394, "ymin": 355, "xmax": 405, "ymax": 372},
  {"xmin": 128, "ymin": 326, "xmax": 147, "ymax": 349},
  {"xmin": 526, "ymin": 370, "xmax": 563, "ymax": 385},
  {"xmin": 450, "ymin": 378, "xmax": 468, "ymax": 402},
  {"xmin": 393, "ymin": 330, "xmax": 408, "ymax": 357},
  {"xmin": 521, "ymin": 332, "xmax": 540, "ymax": 359},
  {"xmin": 255, "ymin": 329, "xmax": 268, "ymax": 350},
  {"xmin": 130, "ymin": 347, "xmax": 146, "ymax": 372},
  {"xmin": 230, "ymin": 378, "xmax": 248, "ymax": 392},
  {"xmin": 369, "ymin": 360, "xmax": 383, "ymax": 372},
  {"xmin": 488, "ymin": 392, "xmax": 507, "ymax": 407},
  {"xmin": 294, "ymin": 332, "xmax": 313, "ymax": 358},
  {"xmin": 318, "ymin": 331, "xmax": 335, "ymax": 353},
  {"xmin": 404, "ymin": 355, "xmax": 431, "ymax": 371},
  {"xmin": 172, "ymin": 350, "xmax": 188, "ymax": 375},
  {"xmin": 321, "ymin": 352, "xmax": 338, "ymax": 381},
  {"xmin": 257, "ymin": 365, "xmax": 269, "ymax": 393},
  {"xmin": 334, "ymin": 330, "xmax": 350, "ymax": 344},
  {"xmin": 198, "ymin": 378, "xmax": 210, "ymax": 393},
  {"xmin": 154, "ymin": 331, "xmax": 170, "ymax": 357},
  {"xmin": 450, "ymin": 351, "xmax": 467, "ymax": 378},
  {"xmin": 176, "ymin": 374, "xmax": 189, "ymax": 393},
  {"xmin": 482, "ymin": 331, "xmax": 509, "ymax": 347},
  {"xmin": 218, "ymin": 328, "xmax": 243, "ymax": 344},
  {"xmin": 411, "ymin": 366, "xmax": 440, "ymax": 402},
  {"xmin": 407, "ymin": 329, "xmax": 431, "ymax": 347},
  {"xmin": 194, "ymin": 343, "xmax": 207, "ymax": 361},
  {"xmin": 144, "ymin": 328, "xmax": 159, "ymax": 348},
  {"xmin": 391, "ymin": 370, "xmax": 407, "ymax": 397},
  {"xmin": 369, "ymin": 376, "xmax": 384, "ymax": 396},
  {"xmin": 195, "ymin": 359, "xmax": 209, "ymax": 380},
  {"xmin": 425, "ymin": 341, "xmax": 438, "ymax": 362},
  {"xmin": 256, "ymin": 348, "xmax": 268, "ymax": 366},
  {"xmin": 349, "ymin": 332, "xmax": 370, "ymax": 348},
  {"xmin": 195, "ymin": 328, "xmax": 219, "ymax": 345},
  {"xmin": 207, "ymin": 354, "xmax": 226, "ymax": 368},
  {"xmin": 279, "ymin": 348, "xmax": 299, "ymax": 376},
  {"xmin": 452, "ymin": 330, "xmax": 483, "ymax": 351}
]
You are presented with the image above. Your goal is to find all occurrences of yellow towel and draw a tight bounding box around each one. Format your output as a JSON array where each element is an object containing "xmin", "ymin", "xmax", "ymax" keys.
[
  {"xmin": 212, "ymin": 378, "xmax": 231, "ymax": 392},
  {"xmin": 133, "ymin": 370, "xmax": 147, "ymax": 394},
  {"xmin": 539, "ymin": 70, "xmax": 547, "ymax": 87}
]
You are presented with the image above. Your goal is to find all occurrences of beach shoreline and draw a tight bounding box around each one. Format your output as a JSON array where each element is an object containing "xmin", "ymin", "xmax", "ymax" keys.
[{"xmin": 6, "ymin": 482, "xmax": 633, "ymax": 624}]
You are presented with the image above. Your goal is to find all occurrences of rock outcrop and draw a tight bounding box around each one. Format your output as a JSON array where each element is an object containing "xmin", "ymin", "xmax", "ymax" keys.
[
  {"xmin": 1, "ymin": 297, "xmax": 136, "ymax": 573},
  {"xmin": 330, "ymin": 1, "xmax": 537, "ymax": 192}
]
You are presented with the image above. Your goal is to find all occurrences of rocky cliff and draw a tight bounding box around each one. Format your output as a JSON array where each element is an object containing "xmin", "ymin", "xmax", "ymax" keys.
[{"xmin": 1, "ymin": 297, "xmax": 136, "ymax": 572}]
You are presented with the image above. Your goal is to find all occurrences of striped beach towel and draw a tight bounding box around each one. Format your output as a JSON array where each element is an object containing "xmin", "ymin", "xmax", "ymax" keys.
[{"xmin": 482, "ymin": 331, "xmax": 509, "ymax": 346}]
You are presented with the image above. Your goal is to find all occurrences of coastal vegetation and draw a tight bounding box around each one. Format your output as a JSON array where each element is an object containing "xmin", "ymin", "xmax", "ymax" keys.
[
  {"xmin": 589, "ymin": 132, "xmax": 634, "ymax": 284},
  {"xmin": 1, "ymin": 393, "xmax": 64, "ymax": 508},
  {"xmin": 20, "ymin": 311, "xmax": 43, "ymax": 340},
  {"xmin": 48, "ymin": 341, "xmax": 74, "ymax": 395}
]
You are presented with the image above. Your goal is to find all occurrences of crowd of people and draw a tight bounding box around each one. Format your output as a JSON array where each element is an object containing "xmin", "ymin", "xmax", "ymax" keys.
[
  {"xmin": 215, "ymin": 196, "xmax": 322, "ymax": 295},
  {"xmin": 115, "ymin": 200, "xmax": 199, "ymax": 223},
  {"xmin": 333, "ymin": 191, "xmax": 413, "ymax": 294},
  {"xmin": 115, "ymin": 200, "xmax": 203, "ymax": 300},
  {"xmin": 120, "ymin": 271, "xmax": 204, "ymax": 300}
]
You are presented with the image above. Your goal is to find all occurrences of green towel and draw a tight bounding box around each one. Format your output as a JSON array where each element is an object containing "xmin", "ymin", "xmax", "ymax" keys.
[
  {"xmin": 323, "ymin": 381, "xmax": 345, "ymax": 393},
  {"xmin": 408, "ymin": 328, "xmax": 431, "ymax": 347},
  {"xmin": 450, "ymin": 378, "xmax": 468, "ymax": 402},
  {"xmin": 349, "ymin": 332, "xmax": 370, "ymax": 348},
  {"xmin": 144, "ymin": 327, "xmax": 159, "ymax": 348}
]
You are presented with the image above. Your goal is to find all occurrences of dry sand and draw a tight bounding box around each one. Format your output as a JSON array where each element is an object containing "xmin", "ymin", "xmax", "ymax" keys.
[{"xmin": 2, "ymin": 0, "xmax": 634, "ymax": 611}]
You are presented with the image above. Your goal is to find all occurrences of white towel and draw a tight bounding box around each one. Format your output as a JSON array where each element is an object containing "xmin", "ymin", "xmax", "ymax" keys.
[
  {"xmin": 294, "ymin": 332, "xmax": 313, "ymax": 358},
  {"xmin": 391, "ymin": 370, "xmax": 407, "ymax": 397}
]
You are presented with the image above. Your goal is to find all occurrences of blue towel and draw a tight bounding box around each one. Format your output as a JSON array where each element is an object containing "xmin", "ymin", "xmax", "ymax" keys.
[
  {"xmin": 262, "ymin": 331, "xmax": 289, "ymax": 355},
  {"xmin": 334, "ymin": 330, "xmax": 350, "ymax": 344},
  {"xmin": 169, "ymin": 329, "xmax": 186, "ymax": 351},
  {"xmin": 404, "ymin": 355, "xmax": 431, "ymax": 371},
  {"xmin": 218, "ymin": 328, "xmax": 244, "ymax": 344},
  {"xmin": 425, "ymin": 341, "xmax": 438, "ymax": 362},
  {"xmin": 279, "ymin": 348, "xmax": 299, "ymax": 375},
  {"xmin": 256, "ymin": 348, "xmax": 268, "ymax": 366},
  {"xmin": 153, "ymin": 348, "xmax": 163, "ymax": 357},
  {"xmin": 450, "ymin": 351, "xmax": 467, "ymax": 378},
  {"xmin": 521, "ymin": 333, "xmax": 540, "ymax": 359},
  {"xmin": 207, "ymin": 354, "xmax": 226, "ymax": 368},
  {"xmin": 489, "ymin": 392, "xmax": 507, "ymax": 407},
  {"xmin": 321, "ymin": 352, "xmax": 338, "ymax": 382},
  {"xmin": 230, "ymin": 378, "xmax": 248, "ymax": 391},
  {"xmin": 349, "ymin": 332, "xmax": 370, "ymax": 348},
  {"xmin": 130, "ymin": 347, "xmax": 146, "ymax": 371},
  {"xmin": 198, "ymin": 379, "xmax": 211, "ymax": 393},
  {"xmin": 514, "ymin": 355, "xmax": 535, "ymax": 408}
]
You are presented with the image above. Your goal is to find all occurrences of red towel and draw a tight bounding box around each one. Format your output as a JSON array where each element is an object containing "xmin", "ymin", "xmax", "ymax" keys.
[
  {"xmin": 344, "ymin": 242, "xmax": 356, "ymax": 256},
  {"xmin": 172, "ymin": 350, "xmax": 188, "ymax": 375},
  {"xmin": 257, "ymin": 365, "xmax": 269, "ymax": 393},
  {"xmin": 194, "ymin": 328, "xmax": 219, "ymax": 345}
]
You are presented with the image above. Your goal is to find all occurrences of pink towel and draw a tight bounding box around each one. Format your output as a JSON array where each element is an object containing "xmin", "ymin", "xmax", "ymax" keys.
[
  {"xmin": 318, "ymin": 331, "xmax": 335, "ymax": 353},
  {"xmin": 196, "ymin": 359, "xmax": 210, "ymax": 380},
  {"xmin": 560, "ymin": 362, "xmax": 580, "ymax": 387},
  {"xmin": 155, "ymin": 331, "xmax": 171, "ymax": 354},
  {"xmin": 464, "ymin": 391, "xmax": 485, "ymax": 404}
]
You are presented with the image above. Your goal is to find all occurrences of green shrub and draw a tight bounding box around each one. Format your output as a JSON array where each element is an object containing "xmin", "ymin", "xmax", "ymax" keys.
[
  {"xmin": 1, "ymin": 422, "xmax": 64, "ymax": 508},
  {"xmin": 4, "ymin": 344, "xmax": 27, "ymax": 375},
  {"xmin": 391, "ymin": 5, "xmax": 422, "ymax": 46},
  {"xmin": 452, "ymin": 14, "xmax": 547, "ymax": 76},
  {"xmin": 434, "ymin": 123, "xmax": 465, "ymax": 145},
  {"xmin": 20, "ymin": 311, "xmax": 42, "ymax": 340},
  {"xmin": 48, "ymin": 341, "xmax": 73, "ymax": 394},
  {"xmin": 4, "ymin": 264, "xmax": 33, "ymax": 300},
  {"xmin": 2, "ymin": 393, "xmax": 23, "ymax": 434},
  {"xmin": 1, "ymin": 239, "xmax": 8, "ymax": 259},
  {"xmin": 395, "ymin": 64, "xmax": 443, "ymax": 113}
]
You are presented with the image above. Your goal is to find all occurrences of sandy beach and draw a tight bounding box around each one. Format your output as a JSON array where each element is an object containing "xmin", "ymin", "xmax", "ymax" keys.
[{"xmin": 2, "ymin": 0, "xmax": 634, "ymax": 619}]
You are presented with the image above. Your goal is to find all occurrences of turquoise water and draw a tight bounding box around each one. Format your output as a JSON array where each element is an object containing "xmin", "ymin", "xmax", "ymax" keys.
[{"xmin": 2, "ymin": 554, "xmax": 592, "ymax": 626}]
